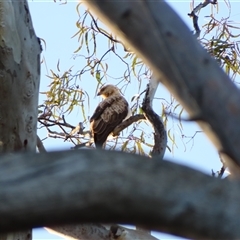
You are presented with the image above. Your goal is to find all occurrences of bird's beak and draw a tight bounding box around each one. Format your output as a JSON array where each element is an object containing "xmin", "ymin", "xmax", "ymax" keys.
[{"xmin": 97, "ymin": 92, "xmax": 101, "ymax": 96}]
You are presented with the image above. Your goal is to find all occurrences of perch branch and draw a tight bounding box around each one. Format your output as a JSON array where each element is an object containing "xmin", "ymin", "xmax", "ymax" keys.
[{"xmin": 112, "ymin": 114, "xmax": 146, "ymax": 137}]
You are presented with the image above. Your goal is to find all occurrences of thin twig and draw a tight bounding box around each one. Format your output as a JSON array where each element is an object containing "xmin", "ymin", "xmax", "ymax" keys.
[{"xmin": 89, "ymin": 12, "xmax": 122, "ymax": 44}]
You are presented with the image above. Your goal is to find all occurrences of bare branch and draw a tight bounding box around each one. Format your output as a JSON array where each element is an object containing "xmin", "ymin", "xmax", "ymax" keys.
[
  {"xmin": 66, "ymin": 122, "xmax": 91, "ymax": 141},
  {"xmin": 1, "ymin": 150, "xmax": 240, "ymax": 239},
  {"xmin": 89, "ymin": 12, "xmax": 123, "ymax": 45},
  {"xmin": 109, "ymin": 225, "xmax": 158, "ymax": 240},
  {"xmin": 45, "ymin": 224, "xmax": 109, "ymax": 240},
  {"xmin": 112, "ymin": 114, "xmax": 145, "ymax": 137},
  {"xmin": 142, "ymin": 76, "xmax": 167, "ymax": 158},
  {"xmin": 46, "ymin": 224, "xmax": 159, "ymax": 240},
  {"xmin": 36, "ymin": 135, "xmax": 46, "ymax": 153},
  {"xmin": 71, "ymin": 142, "xmax": 91, "ymax": 149},
  {"xmin": 188, "ymin": 0, "xmax": 217, "ymax": 37},
  {"xmin": 38, "ymin": 118, "xmax": 75, "ymax": 130}
]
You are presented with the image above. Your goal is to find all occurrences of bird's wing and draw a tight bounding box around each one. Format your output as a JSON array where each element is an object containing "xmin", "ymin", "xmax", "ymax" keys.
[
  {"xmin": 89, "ymin": 97, "xmax": 115, "ymax": 123},
  {"xmin": 90, "ymin": 95, "xmax": 129, "ymax": 147}
]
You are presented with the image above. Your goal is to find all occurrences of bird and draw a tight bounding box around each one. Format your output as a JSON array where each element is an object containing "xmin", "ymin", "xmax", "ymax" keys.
[{"xmin": 90, "ymin": 84, "xmax": 130, "ymax": 148}]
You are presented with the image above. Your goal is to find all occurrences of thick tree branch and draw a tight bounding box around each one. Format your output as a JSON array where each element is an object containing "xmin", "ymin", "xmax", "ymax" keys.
[
  {"xmin": 142, "ymin": 76, "xmax": 167, "ymax": 158},
  {"xmin": 1, "ymin": 150, "xmax": 240, "ymax": 239},
  {"xmin": 82, "ymin": 0, "xmax": 240, "ymax": 170}
]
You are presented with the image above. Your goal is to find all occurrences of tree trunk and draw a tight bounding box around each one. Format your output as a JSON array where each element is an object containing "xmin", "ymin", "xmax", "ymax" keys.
[{"xmin": 0, "ymin": 0, "xmax": 41, "ymax": 239}]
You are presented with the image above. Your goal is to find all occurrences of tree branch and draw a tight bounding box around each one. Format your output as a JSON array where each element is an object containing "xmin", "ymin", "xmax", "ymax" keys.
[
  {"xmin": 45, "ymin": 225, "xmax": 109, "ymax": 240},
  {"xmin": 142, "ymin": 76, "xmax": 167, "ymax": 158},
  {"xmin": 82, "ymin": 0, "xmax": 240, "ymax": 170},
  {"xmin": 109, "ymin": 225, "xmax": 158, "ymax": 240},
  {"xmin": 188, "ymin": 0, "xmax": 218, "ymax": 37},
  {"xmin": 36, "ymin": 135, "xmax": 46, "ymax": 153},
  {"xmin": 1, "ymin": 150, "xmax": 240, "ymax": 239},
  {"xmin": 46, "ymin": 224, "xmax": 159, "ymax": 240},
  {"xmin": 112, "ymin": 114, "xmax": 145, "ymax": 137}
]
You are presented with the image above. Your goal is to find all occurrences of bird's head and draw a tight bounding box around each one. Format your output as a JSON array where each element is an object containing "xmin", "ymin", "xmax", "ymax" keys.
[{"xmin": 97, "ymin": 85, "xmax": 121, "ymax": 99}]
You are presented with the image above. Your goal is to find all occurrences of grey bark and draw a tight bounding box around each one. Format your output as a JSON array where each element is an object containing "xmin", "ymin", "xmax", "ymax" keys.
[
  {"xmin": 1, "ymin": 0, "xmax": 240, "ymax": 239},
  {"xmin": 142, "ymin": 76, "xmax": 167, "ymax": 158},
  {"xmin": 46, "ymin": 224, "xmax": 158, "ymax": 240},
  {"xmin": 45, "ymin": 225, "xmax": 109, "ymax": 240},
  {"xmin": 82, "ymin": 0, "xmax": 240, "ymax": 169},
  {"xmin": 0, "ymin": 149, "xmax": 240, "ymax": 239},
  {"xmin": 0, "ymin": 0, "xmax": 41, "ymax": 239}
]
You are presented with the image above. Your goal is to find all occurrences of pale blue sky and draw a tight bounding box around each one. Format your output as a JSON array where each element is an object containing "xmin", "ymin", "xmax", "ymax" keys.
[{"xmin": 27, "ymin": 0, "xmax": 239, "ymax": 239}]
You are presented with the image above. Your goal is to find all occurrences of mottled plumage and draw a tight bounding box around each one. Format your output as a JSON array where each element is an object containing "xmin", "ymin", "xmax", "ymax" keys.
[{"xmin": 90, "ymin": 85, "xmax": 129, "ymax": 148}]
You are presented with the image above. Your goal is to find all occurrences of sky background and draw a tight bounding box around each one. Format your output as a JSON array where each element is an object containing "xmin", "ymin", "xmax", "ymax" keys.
[{"xmin": 26, "ymin": 0, "xmax": 240, "ymax": 239}]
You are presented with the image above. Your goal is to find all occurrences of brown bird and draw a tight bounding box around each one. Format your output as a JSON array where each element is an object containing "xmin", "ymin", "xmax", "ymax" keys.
[{"xmin": 90, "ymin": 84, "xmax": 130, "ymax": 148}]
